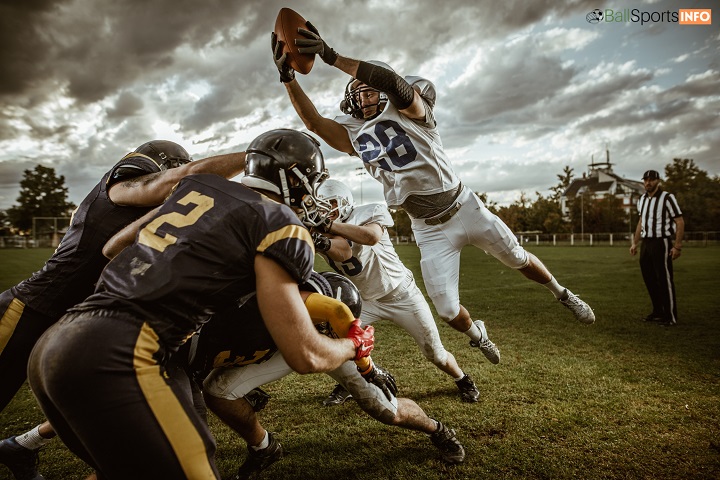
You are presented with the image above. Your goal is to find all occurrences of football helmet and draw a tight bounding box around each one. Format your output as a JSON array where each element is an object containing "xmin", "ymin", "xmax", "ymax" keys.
[
  {"xmin": 340, "ymin": 60, "xmax": 392, "ymax": 120},
  {"xmin": 317, "ymin": 179, "xmax": 354, "ymax": 221},
  {"xmin": 131, "ymin": 140, "xmax": 193, "ymax": 170},
  {"xmin": 299, "ymin": 271, "xmax": 334, "ymax": 297},
  {"xmin": 241, "ymin": 129, "xmax": 328, "ymax": 219},
  {"xmin": 320, "ymin": 271, "xmax": 363, "ymax": 318}
]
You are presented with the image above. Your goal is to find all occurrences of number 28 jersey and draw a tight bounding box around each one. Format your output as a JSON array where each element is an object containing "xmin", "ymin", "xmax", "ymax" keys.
[
  {"xmin": 334, "ymin": 76, "xmax": 460, "ymax": 209},
  {"xmin": 76, "ymin": 174, "xmax": 314, "ymax": 348}
]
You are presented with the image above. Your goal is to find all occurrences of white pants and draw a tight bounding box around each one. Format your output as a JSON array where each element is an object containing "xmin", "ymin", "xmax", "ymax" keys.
[
  {"xmin": 411, "ymin": 187, "xmax": 529, "ymax": 321},
  {"xmin": 361, "ymin": 273, "xmax": 449, "ymax": 367},
  {"xmin": 203, "ymin": 352, "xmax": 399, "ymax": 422}
]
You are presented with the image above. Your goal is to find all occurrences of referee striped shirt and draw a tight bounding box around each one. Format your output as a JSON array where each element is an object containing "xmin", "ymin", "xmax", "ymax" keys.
[{"xmin": 637, "ymin": 189, "xmax": 682, "ymax": 238}]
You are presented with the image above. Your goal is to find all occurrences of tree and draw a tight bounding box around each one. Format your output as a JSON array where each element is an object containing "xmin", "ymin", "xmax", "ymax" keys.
[
  {"xmin": 550, "ymin": 166, "xmax": 574, "ymax": 201},
  {"xmin": 7, "ymin": 165, "xmax": 76, "ymax": 233},
  {"xmin": 388, "ymin": 208, "xmax": 412, "ymax": 238},
  {"xmin": 663, "ymin": 158, "xmax": 720, "ymax": 232}
]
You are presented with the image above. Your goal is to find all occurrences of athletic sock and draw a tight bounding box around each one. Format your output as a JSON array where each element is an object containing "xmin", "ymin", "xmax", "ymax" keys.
[
  {"xmin": 250, "ymin": 430, "xmax": 270, "ymax": 451},
  {"xmin": 543, "ymin": 276, "xmax": 566, "ymax": 299},
  {"xmin": 453, "ymin": 372, "xmax": 466, "ymax": 381},
  {"xmin": 15, "ymin": 425, "xmax": 51, "ymax": 450},
  {"xmin": 464, "ymin": 322, "xmax": 482, "ymax": 343}
]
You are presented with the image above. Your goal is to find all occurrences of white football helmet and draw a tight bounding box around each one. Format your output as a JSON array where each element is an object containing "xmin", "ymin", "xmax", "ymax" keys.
[{"xmin": 317, "ymin": 179, "xmax": 354, "ymax": 222}]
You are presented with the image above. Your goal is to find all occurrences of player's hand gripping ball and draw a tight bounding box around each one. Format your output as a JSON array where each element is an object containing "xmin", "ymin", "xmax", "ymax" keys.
[
  {"xmin": 273, "ymin": 8, "xmax": 315, "ymax": 74},
  {"xmin": 347, "ymin": 319, "xmax": 374, "ymax": 360}
]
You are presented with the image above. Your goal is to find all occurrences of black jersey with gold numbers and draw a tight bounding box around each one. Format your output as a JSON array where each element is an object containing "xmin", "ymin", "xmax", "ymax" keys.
[
  {"xmin": 11, "ymin": 155, "xmax": 162, "ymax": 317},
  {"xmin": 76, "ymin": 174, "xmax": 315, "ymax": 350}
]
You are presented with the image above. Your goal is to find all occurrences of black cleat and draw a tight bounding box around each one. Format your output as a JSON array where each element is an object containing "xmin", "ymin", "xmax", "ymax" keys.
[
  {"xmin": 322, "ymin": 384, "xmax": 353, "ymax": 406},
  {"xmin": 229, "ymin": 432, "xmax": 283, "ymax": 480},
  {"xmin": 455, "ymin": 374, "xmax": 480, "ymax": 403},
  {"xmin": 429, "ymin": 422, "xmax": 465, "ymax": 464},
  {"xmin": 0, "ymin": 436, "xmax": 45, "ymax": 480}
]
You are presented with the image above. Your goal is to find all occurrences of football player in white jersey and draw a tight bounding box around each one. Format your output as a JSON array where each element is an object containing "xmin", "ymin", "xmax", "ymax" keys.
[
  {"xmin": 270, "ymin": 22, "xmax": 595, "ymax": 359},
  {"xmin": 311, "ymin": 179, "xmax": 486, "ymax": 404}
]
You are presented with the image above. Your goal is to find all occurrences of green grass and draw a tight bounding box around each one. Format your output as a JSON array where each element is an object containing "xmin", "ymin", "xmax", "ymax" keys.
[{"xmin": 1, "ymin": 246, "xmax": 719, "ymax": 479}]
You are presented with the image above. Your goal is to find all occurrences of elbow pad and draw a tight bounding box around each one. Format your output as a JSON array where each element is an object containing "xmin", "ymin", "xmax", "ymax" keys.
[{"xmin": 355, "ymin": 61, "xmax": 414, "ymax": 110}]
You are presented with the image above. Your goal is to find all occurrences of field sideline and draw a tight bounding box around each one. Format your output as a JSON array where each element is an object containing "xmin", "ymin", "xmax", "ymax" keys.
[{"xmin": 1, "ymin": 245, "xmax": 719, "ymax": 479}]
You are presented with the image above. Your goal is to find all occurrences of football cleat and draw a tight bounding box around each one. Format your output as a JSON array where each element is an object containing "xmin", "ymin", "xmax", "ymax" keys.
[
  {"xmin": 0, "ymin": 436, "xmax": 45, "ymax": 480},
  {"xmin": 322, "ymin": 384, "xmax": 353, "ymax": 406},
  {"xmin": 429, "ymin": 421, "xmax": 465, "ymax": 464},
  {"xmin": 230, "ymin": 432, "xmax": 283, "ymax": 480},
  {"xmin": 469, "ymin": 320, "xmax": 500, "ymax": 364},
  {"xmin": 455, "ymin": 374, "xmax": 480, "ymax": 403},
  {"xmin": 560, "ymin": 290, "xmax": 595, "ymax": 324}
]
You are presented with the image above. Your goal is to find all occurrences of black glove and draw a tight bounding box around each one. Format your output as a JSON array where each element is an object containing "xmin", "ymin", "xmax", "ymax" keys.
[
  {"xmin": 271, "ymin": 32, "xmax": 295, "ymax": 83},
  {"xmin": 360, "ymin": 363, "xmax": 398, "ymax": 401},
  {"xmin": 312, "ymin": 231, "xmax": 332, "ymax": 252},
  {"xmin": 315, "ymin": 215, "xmax": 333, "ymax": 234},
  {"xmin": 295, "ymin": 21, "xmax": 338, "ymax": 66}
]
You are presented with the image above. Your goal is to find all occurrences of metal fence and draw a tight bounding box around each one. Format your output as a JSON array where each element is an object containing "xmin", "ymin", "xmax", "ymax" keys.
[{"xmin": 389, "ymin": 231, "xmax": 719, "ymax": 247}]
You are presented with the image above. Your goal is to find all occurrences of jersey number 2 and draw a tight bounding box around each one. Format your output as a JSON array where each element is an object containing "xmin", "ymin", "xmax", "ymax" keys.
[{"xmin": 138, "ymin": 191, "xmax": 215, "ymax": 252}]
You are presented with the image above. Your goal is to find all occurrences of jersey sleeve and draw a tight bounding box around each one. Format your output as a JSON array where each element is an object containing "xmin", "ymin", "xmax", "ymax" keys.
[
  {"xmin": 106, "ymin": 154, "xmax": 162, "ymax": 189},
  {"xmin": 666, "ymin": 193, "xmax": 682, "ymax": 217},
  {"xmin": 255, "ymin": 207, "xmax": 315, "ymax": 284},
  {"xmin": 351, "ymin": 203, "xmax": 394, "ymax": 229}
]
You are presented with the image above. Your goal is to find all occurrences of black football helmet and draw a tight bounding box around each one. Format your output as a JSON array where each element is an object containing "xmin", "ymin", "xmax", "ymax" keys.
[
  {"xmin": 241, "ymin": 129, "xmax": 328, "ymax": 222},
  {"xmin": 319, "ymin": 271, "xmax": 363, "ymax": 318},
  {"xmin": 299, "ymin": 271, "xmax": 334, "ymax": 297},
  {"xmin": 131, "ymin": 140, "xmax": 193, "ymax": 170}
]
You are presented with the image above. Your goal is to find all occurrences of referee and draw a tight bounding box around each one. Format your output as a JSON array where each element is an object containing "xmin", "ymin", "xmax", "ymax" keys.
[{"xmin": 630, "ymin": 169, "xmax": 684, "ymax": 325}]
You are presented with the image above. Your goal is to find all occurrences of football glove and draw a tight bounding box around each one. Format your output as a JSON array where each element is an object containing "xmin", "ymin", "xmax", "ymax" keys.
[
  {"xmin": 311, "ymin": 231, "xmax": 331, "ymax": 252},
  {"xmin": 360, "ymin": 363, "xmax": 398, "ymax": 402},
  {"xmin": 295, "ymin": 21, "xmax": 338, "ymax": 66},
  {"xmin": 347, "ymin": 319, "xmax": 374, "ymax": 361},
  {"xmin": 271, "ymin": 32, "xmax": 295, "ymax": 83}
]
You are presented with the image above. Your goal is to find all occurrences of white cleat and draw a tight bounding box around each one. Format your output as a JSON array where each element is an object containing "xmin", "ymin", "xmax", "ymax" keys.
[
  {"xmin": 560, "ymin": 290, "xmax": 595, "ymax": 324},
  {"xmin": 469, "ymin": 319, "xmax": 500, "ymax": 364}
]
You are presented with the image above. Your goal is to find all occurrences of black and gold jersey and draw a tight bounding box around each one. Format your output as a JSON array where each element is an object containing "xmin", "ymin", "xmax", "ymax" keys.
[
  {"xmin": 11, "ymin": 155, "xmax": 162, "ymax": 317},
  {"xmin": 77, "ymin": 174, "xmax": 314, "ymax": 349}
]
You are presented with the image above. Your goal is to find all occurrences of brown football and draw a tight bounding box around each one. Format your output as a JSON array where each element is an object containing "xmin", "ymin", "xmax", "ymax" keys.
[{"xmin": 274, "ymin": 8, "xmax": 315, "ymax": 75}]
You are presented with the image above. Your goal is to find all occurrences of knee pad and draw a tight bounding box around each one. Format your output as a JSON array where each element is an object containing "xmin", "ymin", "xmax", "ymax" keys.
[{"xmin": 492, "ymin": 243, "xmax": 530, "ymax": 270}]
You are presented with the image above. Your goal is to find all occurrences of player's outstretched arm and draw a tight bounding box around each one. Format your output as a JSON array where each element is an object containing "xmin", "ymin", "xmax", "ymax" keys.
[
  {"xmin": 255, "ymin": 255, "xmax": 372, "ymax": 374},
  {"xmin": 109, "ymin": 152, "xmax": 247, "ymax": 207}
]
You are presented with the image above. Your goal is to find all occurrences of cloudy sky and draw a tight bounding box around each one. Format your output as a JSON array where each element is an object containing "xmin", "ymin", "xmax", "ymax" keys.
[{"xmin": 0, "ymin": 0, "xmax": 718, "ymax": 210}]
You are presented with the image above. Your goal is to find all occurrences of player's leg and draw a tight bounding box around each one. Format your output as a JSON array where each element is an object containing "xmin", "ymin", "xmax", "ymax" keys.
[
  {"xmin": 461, "ymin": 190, "xmax": 594, "ymax": 324},
  {"xmin": 29, "ymin": 310, "xmax": 220, "ymax": 479},
  {"xmin": 0, "ymin": 290, "xmax": 58, "ymax": 411},
  {"xmin": 363, "ymin": 280, "xmax": 480, "ymax": 402},
  {"xmin": 327, "ymin": 361, "xmax": 465, "ymax": 464},
  {"xmin": 411, "ymin": 206, "xmax": 500, "ymax": 363},
  {"xmin": 639, "ymin": 240, "xmax": 665, "ymax": 320},
  {"xmin": 202, "ymin": 353, "xmax": 293, "ymax": 479}
]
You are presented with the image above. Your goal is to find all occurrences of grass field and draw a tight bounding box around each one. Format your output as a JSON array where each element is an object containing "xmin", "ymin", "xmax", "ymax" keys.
[{"xmin": 1, "ymin": 245, "xmax": 719, "ymax": 480}]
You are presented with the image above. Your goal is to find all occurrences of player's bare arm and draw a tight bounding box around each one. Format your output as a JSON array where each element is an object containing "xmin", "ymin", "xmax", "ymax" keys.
[
  {"xmin": 305, "ymin": 26, "xmax": 427, "ymax": 121},
  {"xmin": 109, "ymin": 151, "xmax": 247, "ymax": 206},
  {"xmin": 255, "ymin": 254, "xmax": 371, "ymax": 374},
  {"xmin": 328, "ymin": 221, "xmax": 383, "ymax": 246}
]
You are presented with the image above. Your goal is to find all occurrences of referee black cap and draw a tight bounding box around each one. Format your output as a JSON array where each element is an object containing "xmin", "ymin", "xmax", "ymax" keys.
[{"xmin": 642, "ymin": 170, "xmax": 660, "ymax": 180}]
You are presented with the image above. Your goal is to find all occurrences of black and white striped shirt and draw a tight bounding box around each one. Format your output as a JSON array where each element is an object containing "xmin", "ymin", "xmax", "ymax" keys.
[{"xmin": 637, "ymin": 189, "xmax": 682, "ymax": 238}]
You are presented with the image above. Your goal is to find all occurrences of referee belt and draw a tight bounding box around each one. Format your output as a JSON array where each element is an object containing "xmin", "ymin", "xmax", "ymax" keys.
[{"xmin": 425, "ymin": 202, "xmax": 462, "ymax": 225}]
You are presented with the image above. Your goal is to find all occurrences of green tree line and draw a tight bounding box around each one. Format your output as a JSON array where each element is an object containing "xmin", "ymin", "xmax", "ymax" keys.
[
  {"xmin": 389, "ymin": 158, "xmax": 720, "ymax": 238},
  {"xmin": 1, "ymin": 159, "xmax": 718, "ymax": 238}
]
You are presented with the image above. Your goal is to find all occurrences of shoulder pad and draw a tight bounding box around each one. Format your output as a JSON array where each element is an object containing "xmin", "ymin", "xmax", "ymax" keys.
[{"xmin": 404, "ymin": 76, "xmax": 436, "ymax": 109}]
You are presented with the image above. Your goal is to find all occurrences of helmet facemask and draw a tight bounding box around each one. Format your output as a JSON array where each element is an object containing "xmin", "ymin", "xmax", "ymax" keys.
[
  {"xmin": 316, "ymin": 179, "xmax": 354, "ymax": 223},
  {"xmin": 341, "ymin": 81, "xmax": 388, "ymax": 120}
]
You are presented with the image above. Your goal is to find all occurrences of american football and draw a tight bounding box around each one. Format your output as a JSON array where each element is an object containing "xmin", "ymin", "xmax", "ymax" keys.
[{"xmin": 274, "ymin": 7, "xmax": 315, "ymax": 74}]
